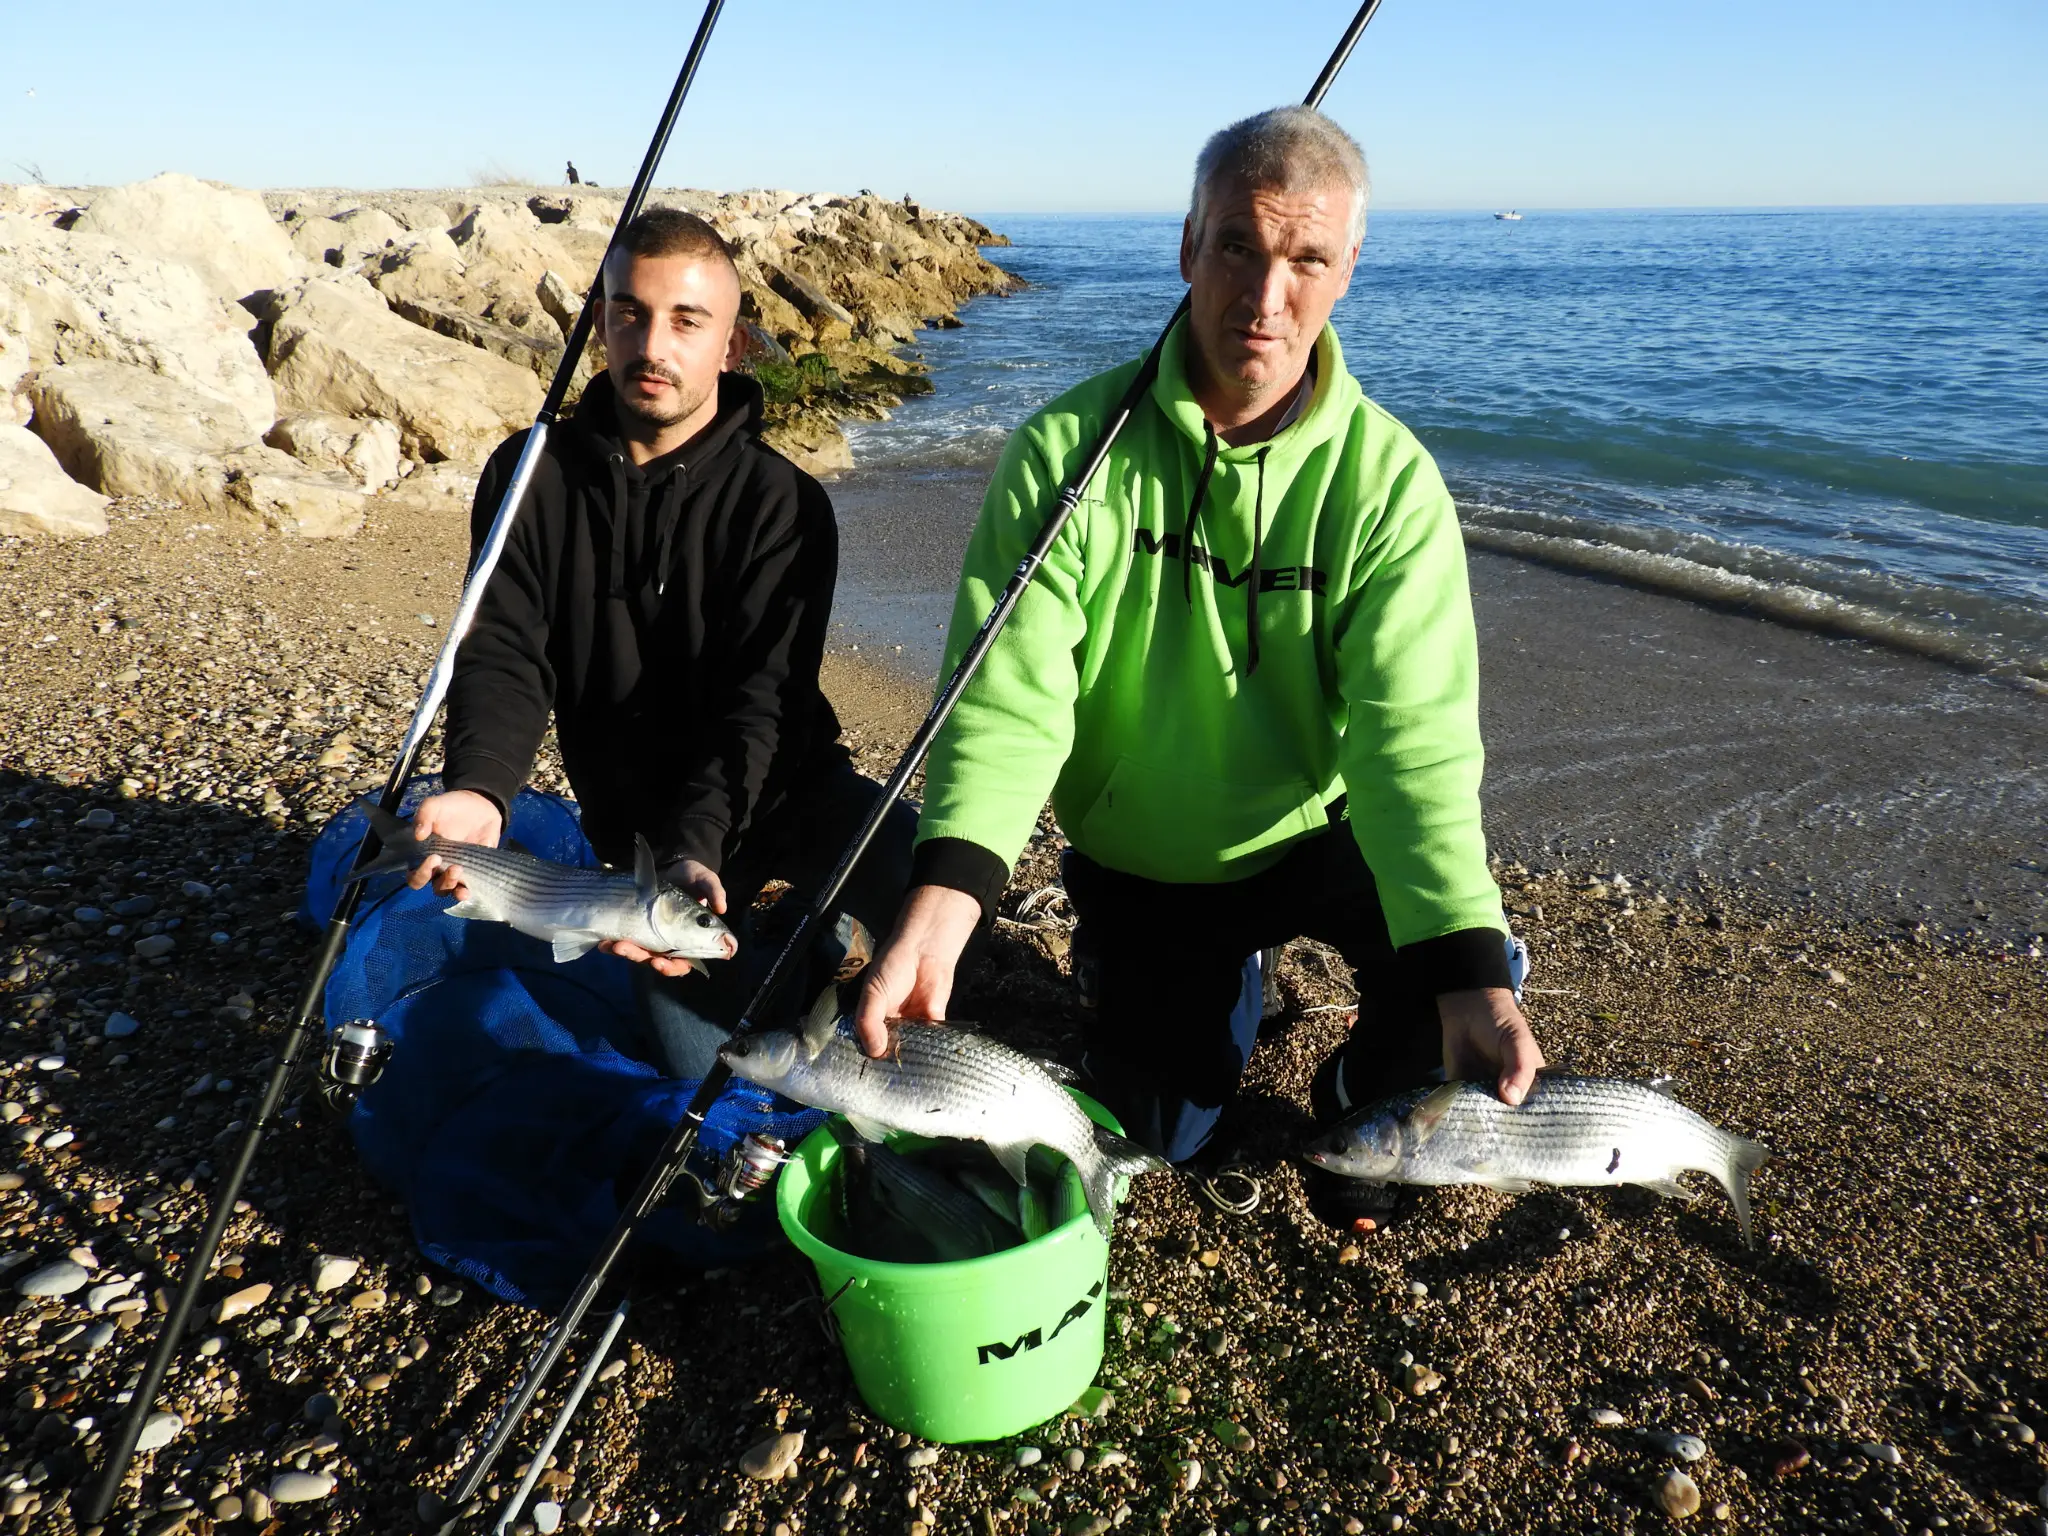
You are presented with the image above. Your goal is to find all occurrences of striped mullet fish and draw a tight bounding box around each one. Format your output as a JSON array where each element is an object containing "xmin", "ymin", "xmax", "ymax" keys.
[
  {"xmin": 348, "ymin": 799, "xmax": 733, "ymax": 969},
  {"xmin": 1302, "ymin": 1074, "xmax": 1770, "ymax": 1246},
  {"xmin": 720, "ymin": 1013, "xmax": 1165, "ymax": 1239}
]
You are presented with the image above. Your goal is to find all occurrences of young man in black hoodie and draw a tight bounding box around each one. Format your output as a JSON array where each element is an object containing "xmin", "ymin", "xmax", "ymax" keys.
[{"xmin": 405, "ymin": 208, "xmax": 910, "ymax": 1076}]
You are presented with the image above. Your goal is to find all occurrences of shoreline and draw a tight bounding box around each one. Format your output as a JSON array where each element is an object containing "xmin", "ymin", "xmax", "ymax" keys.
[{"xmin": 823, "ymin": 465, "xmax": 2048, "ymax": 948}]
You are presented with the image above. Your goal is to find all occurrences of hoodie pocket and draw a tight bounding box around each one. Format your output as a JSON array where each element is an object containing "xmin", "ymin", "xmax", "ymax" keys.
[{"xmin": 1076, "ymin": 756, "xmax": 1327, "ymax": 879}]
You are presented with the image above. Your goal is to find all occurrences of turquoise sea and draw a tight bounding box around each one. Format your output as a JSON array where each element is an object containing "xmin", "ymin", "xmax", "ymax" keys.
[{"xmin": 847, "ymin": 208, "xmax": 2048, "ymax": 682}]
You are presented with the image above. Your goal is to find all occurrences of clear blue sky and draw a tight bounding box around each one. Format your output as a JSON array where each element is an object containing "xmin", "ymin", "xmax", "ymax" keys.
[{"xmin": 4, "ymin": 0, "xmax": 2043, "ymax": 211}]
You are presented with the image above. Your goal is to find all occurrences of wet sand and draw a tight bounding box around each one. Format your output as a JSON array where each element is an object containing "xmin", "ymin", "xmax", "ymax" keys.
[{"xmin": 825, "ymin": 467, "xmax": 2048, "ymax": 946}]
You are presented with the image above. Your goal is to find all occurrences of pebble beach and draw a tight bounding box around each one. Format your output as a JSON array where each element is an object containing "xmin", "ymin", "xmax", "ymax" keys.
[{"xmin": 1, "ymin": 488, "xmax": 2044, "ymax": 1536}]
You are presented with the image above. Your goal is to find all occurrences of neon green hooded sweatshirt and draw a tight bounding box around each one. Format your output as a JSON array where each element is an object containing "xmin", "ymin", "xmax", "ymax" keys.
[{"xmin": 913, "ymin": 320, "xmax": 1506, "ymax": 979}]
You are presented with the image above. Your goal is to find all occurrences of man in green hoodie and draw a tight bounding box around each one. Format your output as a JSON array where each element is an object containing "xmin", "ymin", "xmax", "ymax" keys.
[{"xmin": 853, "ymin": 107, "xmax": 1546, "ymax": 1219}]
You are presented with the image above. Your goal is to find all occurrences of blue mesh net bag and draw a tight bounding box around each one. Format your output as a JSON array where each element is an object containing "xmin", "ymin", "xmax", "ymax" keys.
[{"xmin": 301, "ymin": 779, "xmax": 821, "ymax": 1308}]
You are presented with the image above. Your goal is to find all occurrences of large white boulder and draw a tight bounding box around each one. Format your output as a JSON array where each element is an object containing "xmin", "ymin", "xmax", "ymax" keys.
[
  {"xmin": 330, "ymin": 206, "xmax": 406, "ymax": 261},
  {"xmin": 30, "ymin": 358, "xmax": 258, "ymax": 498},
  {"xmin": 0, "ymin": 422, "xmax": 109, "ymax": 537},
  {"xmin": 71, "ymin": 172, "xmax": 301, "ymax": 303},
  {"xmin": 264, "ymin": 278, "xmax": 541, "ymax": 464},
  {"xmin": 0, "ymin": 212, "xmax": 277, "ymax": 436},
  {"xmin": 28, "ymin": 359, "xmax": 364, "ymax": 537},
  {"xmin": 264, "ymin": 412, "xmax": 401, "ymax": 489}
]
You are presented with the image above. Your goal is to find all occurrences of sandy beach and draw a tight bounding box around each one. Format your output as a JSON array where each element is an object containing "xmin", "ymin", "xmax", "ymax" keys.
[{"xmin": 0, "ymin": 482, "xmax": 2043, "ymax": 1536}]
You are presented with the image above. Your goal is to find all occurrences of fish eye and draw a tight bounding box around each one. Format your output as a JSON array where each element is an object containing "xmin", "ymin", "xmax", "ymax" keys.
[{"xmin": 695, "ymin": 912, "xmax": 715, "ymax": 927}]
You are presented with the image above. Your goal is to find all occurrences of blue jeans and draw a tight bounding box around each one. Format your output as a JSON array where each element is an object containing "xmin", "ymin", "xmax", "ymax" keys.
[{"xmin": 634, "ymin": 762, "xmax": 917, "ymax": 1078}]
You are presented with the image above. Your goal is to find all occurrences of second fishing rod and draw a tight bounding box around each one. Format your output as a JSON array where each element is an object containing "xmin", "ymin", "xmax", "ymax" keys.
[{"xmin": 432, "ymin": 0, "xmax": 1388, "ymax": 1516}]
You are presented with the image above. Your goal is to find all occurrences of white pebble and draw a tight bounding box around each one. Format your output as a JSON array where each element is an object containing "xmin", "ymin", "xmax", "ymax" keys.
[
  {"xmin": 1012, "ymin": 1445, "xmax": 1042, "ymax": 1468},
  {"xmin": 1858, "ymin": 1441, "xmax": 1902, "ymax": 1466},
  {"xmin": 16, "ymin": 1259, "xmax": 88, "ymax": 1297},
  {"xmin": 135, "ymin": 1411, "xmax": 183, "ymax": 1453},
  {"xmin": 310, "ymin": 1255, "xmax": 360, "ymax": 1293},
  {"xmin": 533, "ymin": 1501, "xmax": 563, "ymax": 1534},
  {"xmin": 269, "ymin": 1470, "xmax": 336, "ymax": 1503},
  {"xmin": 1653, "ymin": 1431, "xmax": 1708, "ymax": 1463},
  {"xmin": 41, "ymin": 1129, "xmax": 75, "ymax": 1150},
  {"xmin": 1591, "ymin": 1407, "xmax": 1626, "ymax": 1427}
]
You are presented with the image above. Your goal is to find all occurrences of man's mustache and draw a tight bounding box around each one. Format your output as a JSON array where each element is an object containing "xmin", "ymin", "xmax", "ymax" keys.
[{"xmin": 626, "ymin": 361, "xmax": 685, "ymax": 388}]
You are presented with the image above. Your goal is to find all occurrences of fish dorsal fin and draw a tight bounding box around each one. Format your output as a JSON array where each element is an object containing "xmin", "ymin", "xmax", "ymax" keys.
[
  {"xmin": 1642, "ymin": 1075, "xmax": 1682, "ymax": 1099},
  {"xmin": 1406, "ymin": 1082, "xmax": 1467, "ymax": 1150},
  {"xmin": 633, "ymin": 835, "xmax": 659, "ymax": 902},
  {"xmin": 799, "ymin": 982, "xmax": 844, "ymax": 1062},
  {"xmin": 1035, "ymin": 1057, "xmax": 1079, "ymax": 1085}
]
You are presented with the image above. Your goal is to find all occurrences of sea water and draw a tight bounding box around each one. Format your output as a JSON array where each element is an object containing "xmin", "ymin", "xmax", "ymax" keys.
[{"xmin": 846, "ymin": 208, "xmax": 2048, "ymax": 681}]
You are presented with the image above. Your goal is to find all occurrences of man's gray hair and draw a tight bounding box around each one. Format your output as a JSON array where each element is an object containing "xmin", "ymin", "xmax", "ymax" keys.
[{"xmin": 1190, "ymin": 106, "xmax": 1370, "ymax": 249}]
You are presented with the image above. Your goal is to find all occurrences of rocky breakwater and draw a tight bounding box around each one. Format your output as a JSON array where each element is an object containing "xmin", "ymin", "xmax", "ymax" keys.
[{"xmin": 0, "ymin": 174, "xmax": 1013, "ymax": 542}]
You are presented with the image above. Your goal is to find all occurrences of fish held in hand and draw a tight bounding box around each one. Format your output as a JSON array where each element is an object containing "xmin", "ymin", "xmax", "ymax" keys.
[
  {"xmin": 346, "ymin": 798, "xmax": 733, "ymax": 969},
  {"xmin": 1302, "ymin": 1075, "xmax": 1770, "ymax": 1245},
  {"xmin": 720, "ymin": 1019, "xmax": 1165, "ymax": 1239}
]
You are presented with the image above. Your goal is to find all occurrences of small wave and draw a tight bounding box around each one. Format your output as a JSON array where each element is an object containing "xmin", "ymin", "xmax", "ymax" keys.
[
  {"xmin": 845, "ymin": 418, "xmax": 1009, "ymax": 472},
  {"xmin": 1461, "ymin": 517, "xmax": 2047, "ymax": 689}
]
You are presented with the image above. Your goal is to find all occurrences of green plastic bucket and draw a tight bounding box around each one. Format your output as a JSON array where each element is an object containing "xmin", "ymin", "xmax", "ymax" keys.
[{"xmin": 776, "ymin": 1093, "xmax": 1122, "ymax": 1444}]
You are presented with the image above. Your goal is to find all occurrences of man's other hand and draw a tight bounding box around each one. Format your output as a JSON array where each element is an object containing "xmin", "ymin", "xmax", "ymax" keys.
[
  {"xmin": 603, "ymin": 858, "xmax": 735, "ymax": 976},
  {"xmin": 1439, "ymin": 987, "xmax": 1545, "ymax": 1106},
  {"xmin": 852, "ymin": 884, "xmax": 981, "ymax": 1058},
  {"xmin": 665, "ymin": 857, "xmax": 727, "ymax": 916},
  {"xmin": 600, "ymin": 937, "xmax": 730, "ymax": 977},
  {"xmin": 404, "ymin": 789, "xmax": 503, "ymax": 898}
]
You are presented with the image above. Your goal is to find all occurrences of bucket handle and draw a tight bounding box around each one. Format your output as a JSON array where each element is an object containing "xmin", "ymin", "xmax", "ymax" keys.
[{"xmin": 783, "ymin": 1273, "xmax": 861, "ymax": 1347}]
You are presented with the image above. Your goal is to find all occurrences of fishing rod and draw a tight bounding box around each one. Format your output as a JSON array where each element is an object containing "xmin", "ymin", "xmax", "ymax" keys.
[
  {"xmin": 429, "ymin": 0, "xmax": 1388, "ymax": 1519},
  {"xmin": 75, "ymin": 2, "xmax": 731, "ymax": 1525}
]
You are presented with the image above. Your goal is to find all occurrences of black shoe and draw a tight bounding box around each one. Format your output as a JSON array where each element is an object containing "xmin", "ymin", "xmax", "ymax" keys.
[
  {"xmin": 1303, "ymin": 1164, "xmax": 1415, "ymax": 1233},
  {"xmin": 1302, "ymin": 1051, "xmax": 1441, "ymax": 1233},
  {"xmin": 1309, "ymin": 1049, "xmax": 1445, "ymax": 1125}
]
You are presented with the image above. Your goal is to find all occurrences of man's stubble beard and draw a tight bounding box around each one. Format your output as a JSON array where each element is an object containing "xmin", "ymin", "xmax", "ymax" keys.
[{"xmin": 614, "ymin": 363, "xmax": 713, "ymax": 432}]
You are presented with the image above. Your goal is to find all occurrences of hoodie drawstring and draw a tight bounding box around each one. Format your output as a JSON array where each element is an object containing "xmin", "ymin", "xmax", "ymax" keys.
[
  {"xmin": 1246, "ymin": 447, "xmax": 1268, "ymax": 676},
  {"xmin": 605, "ymin": 453, "xmax": 629, "ymax": 598},
  {"xmin": 1182, "ymin": 424, "xmax": 1220, "ymax": 610},
  {"xmin": 652, "ymin": 464, "xmax": 688, "ymax": 598}
]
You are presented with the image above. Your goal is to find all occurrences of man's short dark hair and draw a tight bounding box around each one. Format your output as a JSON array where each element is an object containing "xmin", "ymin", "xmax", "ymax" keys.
[{"xmin": 603, "ymin": 207, "xmax": 738, "ymax": 291}]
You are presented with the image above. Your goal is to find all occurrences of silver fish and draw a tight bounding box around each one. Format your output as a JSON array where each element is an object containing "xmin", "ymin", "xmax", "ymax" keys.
[
  {"xmin": 720, "ymin": 1020, "xmax": 1165, "ymax": 1238},
  {"xmin": 348, "ymin": 799, "xmax": 733, "ymax": 968},
  {"xmin": 1302, "ymin": 1075, "xmax": 1770, "ymax": 1246},
  {"xmin": 865, "ymin": 1142, "xmax": 1017, "ymax": 1262}
]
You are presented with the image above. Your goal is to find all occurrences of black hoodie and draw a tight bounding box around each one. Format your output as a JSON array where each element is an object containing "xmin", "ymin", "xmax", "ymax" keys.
[{"xmin": 442, "ymin": 369, "xmax": 846, "ymax": 873}]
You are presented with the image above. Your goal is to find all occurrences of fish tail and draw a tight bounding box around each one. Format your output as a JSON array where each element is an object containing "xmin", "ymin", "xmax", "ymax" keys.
[
  {"xmin": 1719, "ymin": 1134, "xmax": 1771, "ymax": 1248},
  {"xmin": 342, "ymin": 797, "xmax": 423, "ymax": 885},
  {"xmin": 1081, "ymin": 1126, "xmax": 1168, "ymax": 1239}
]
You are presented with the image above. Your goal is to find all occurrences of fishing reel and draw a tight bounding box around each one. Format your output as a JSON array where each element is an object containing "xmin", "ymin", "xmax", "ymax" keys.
[
  {"xmin": 318, "ymin": 1018, "xmax": 392, "ymax": 1116},
  {"xmin": 680, "ymin": 1132, "xmax": 789, "ymax": 1229}
]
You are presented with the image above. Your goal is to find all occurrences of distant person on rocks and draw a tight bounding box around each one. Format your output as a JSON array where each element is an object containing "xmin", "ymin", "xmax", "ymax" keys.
[
  {"xmin": 405, "ymin": 208, "xmax": 912, "ymax": 1077},
  {"xmin": 566, "ymin": 161, "xmax": 581, "ymax": 186},
  {"xmin": 854, "ymin": 107, "xmax": 1546, "ymax": 1227}
]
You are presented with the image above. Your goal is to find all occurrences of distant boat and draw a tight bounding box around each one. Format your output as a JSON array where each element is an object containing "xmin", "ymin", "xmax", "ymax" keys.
[{"xmin": 1494, "ymin": 210, "xmax": 1523, "ymax": 221}]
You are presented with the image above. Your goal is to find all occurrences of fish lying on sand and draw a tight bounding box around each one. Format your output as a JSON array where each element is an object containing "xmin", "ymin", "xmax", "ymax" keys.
[
  {"xmin": 721, "ymin": 1006, "xmax": 1164, "ymax": 1239},
  {"xmin": 1302, "ymin": 1075, "xmax": 1770, "ymax": 1245},
  {"xmin": 347, "ymin": 799, "xmax": 734, "ymax": 968}
]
